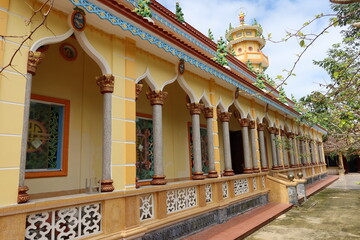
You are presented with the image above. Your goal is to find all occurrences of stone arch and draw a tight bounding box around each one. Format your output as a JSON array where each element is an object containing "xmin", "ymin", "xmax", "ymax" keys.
[
  {"xmin": 135, "ymin": 68, "xmax": 158, "ymax": 90},
  {"xmin": 30, "ymin": 28, "xmax": 112, "ymax": 75},
  {"xmin": 200, "ymin": 92, "xmax": 212, "ymax": 107},
  {"xmin": 177, "ymin": 75, "xmax": 198, "ymax": 103},
  {"xmin": 233, "ymin": 99, "xmax": 246, "ymax": 117},
  {"xmin": 216, "ymin": 97, "xmax": 233, "ymax": 112}
]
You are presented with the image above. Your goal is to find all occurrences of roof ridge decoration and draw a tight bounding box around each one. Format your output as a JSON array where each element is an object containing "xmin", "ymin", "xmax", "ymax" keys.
[
  {"xmin": 71, "ymin": 0, "xmax": 325, "ymax": 134},
  {"xmin": 126, "ymin": 0, "xmax": 217, "ymax": 56}
]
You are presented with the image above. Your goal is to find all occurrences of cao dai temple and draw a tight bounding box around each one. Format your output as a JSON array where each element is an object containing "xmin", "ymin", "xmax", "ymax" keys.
[{"xmin": 0, "ymin": 0, "xmax": 332, "ymax": 239}]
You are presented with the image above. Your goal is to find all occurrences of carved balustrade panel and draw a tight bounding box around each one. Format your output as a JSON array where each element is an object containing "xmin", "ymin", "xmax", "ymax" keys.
[{"xmin": 25, "ymin": 203, "xmax": 101, "ymax": 240}]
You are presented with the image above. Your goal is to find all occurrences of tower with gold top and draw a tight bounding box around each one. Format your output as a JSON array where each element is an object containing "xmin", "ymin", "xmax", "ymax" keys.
[{"xmin": 226, "ymin": 13, "xmax": 269, "ymax": 73}]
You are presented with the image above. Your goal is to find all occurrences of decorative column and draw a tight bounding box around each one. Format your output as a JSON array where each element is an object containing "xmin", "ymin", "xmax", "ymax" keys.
[
  {"xmin": 296, "ymin": 135, "xmax": 302, "ymax": 167},
  {"xmin": 96, "ymin": 74, "xmax": 115, "ymax": 192},
  {"xmin": 281, "ymin": 130, "xmax": 289, "ymax": 169},
  {"xmin": 287, "ymin": 132, "xmax": 297, "ymax": 168},
  {"xmin": 204, "ymin": 107, "xmax": 217, "ymax": 178},
  {"xmin": 268, "ymin": 127, "xmax": 279, "ymax": 170},
  {"xmin": 311, "ymin": 140, "xmax": 317, "ymax": 165},
  {"xmin": 318, "ymin": 142, "xmax": 325, "ymax": 163},
  {"xmin": 275, "ymin": 129, "xmax": 283, "ymax": 169},
  {"xmin": 239, "ymin": 118, "xmax": 253, "ymax": 173},
  {"xmin": 187, "ymin": 103, "xmax": 206, "ymax": 180},
  {"xmin": 301, "ymin": 137, "xmax": 308, "ymax": 166},
  {"xmin": 257, "ymin": 123, "xmax": 268, "ymax": 171},
  {"xmin": 146, "ymin": 90, "xmax": 168, "ymax": 185},
  {"xmin": 219, "ymin": 112, "xmax": 234, "ymax": 176},
  {"xmin": 249, "ymin": 120, "xmax": 259, "ymax": 173},
  {"xmin": 18, "ymin": 51, "xmax": 44, "ymax": 204}
]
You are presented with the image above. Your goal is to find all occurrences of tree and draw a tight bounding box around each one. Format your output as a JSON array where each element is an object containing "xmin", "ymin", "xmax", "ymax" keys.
[
  {"xmin": 297, "ymin": 2, "xmax": 360, "ymax": 152},
  {"xmin": 208, "ymin": 29, "xmax": 214, "ymax": 41},
  {"xmin": 213, "ymin": 37, "xmax": 228, "ymax": 66},
  {"xmin": 175, "ymin": 2, "xmax": 185, "ymax": 23}
]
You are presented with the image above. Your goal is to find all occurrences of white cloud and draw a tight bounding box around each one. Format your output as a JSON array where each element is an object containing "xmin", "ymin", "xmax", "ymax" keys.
[{"xmin": 156, "ymin": 0, "xmax": 343, "ymax": 99}]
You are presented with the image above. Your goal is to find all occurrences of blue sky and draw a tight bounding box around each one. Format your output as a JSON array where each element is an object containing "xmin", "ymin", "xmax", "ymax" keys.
[{"xmin": 156, "ymin": 0, "xmax": 343, "ymax": 100}]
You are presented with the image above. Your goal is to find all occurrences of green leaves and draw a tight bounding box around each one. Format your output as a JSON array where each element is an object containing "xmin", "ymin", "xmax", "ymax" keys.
[{"xmin": 299, "ymin": 40, "xmax": 305, "ymax": 47}]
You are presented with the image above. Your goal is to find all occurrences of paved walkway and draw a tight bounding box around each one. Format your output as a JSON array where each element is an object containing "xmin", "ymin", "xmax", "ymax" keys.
[
  {"xmin": 246, "ymin": 174, "xmax": 360, "ymax": 240},
  {"xmin": 183, "ymin": 175, "xmax": 339, "ymax": 240},
  {"xmin": 183, "ymin": 203, "xmax": 292, "ymax": 240},
  {"xmin": 327, "ymin": 173, "xmax": 360, "ymax": 190}
]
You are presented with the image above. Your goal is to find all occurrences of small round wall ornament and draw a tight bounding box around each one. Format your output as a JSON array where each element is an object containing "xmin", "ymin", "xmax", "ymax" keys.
[
  {"xmin": 60, "ymin": 43, "xmax": 77, "ymax": 61},
  {"xmin": 178, "ymin": 58, "xmax": 185, "ymax": 74},
  {"xmin": 235, "ymin": 87, "xmax": 240, "ymax": 99},
  {"xmin": 71, "ymin": 7, "xmax": 86, "ymax": 31}
]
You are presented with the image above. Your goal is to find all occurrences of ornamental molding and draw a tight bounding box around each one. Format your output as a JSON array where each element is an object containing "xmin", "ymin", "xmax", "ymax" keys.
[
  {"xmin": 27, "ymin": 51, "xmax": 44, "ymax": 75},
  {"xmin": 239, "ymin": 118, "xmax": 250, "ymax": 127},
  {"xmin": 257, "ymin": 123, "xmax": 265, "ymax": 131},
  {"xmin": 136, "ymin": 83, "xmax": 143, "ymax": 100},
  {"xmin": 203, "ymin": 107, "xmax": 214, "ymax": 119},
  {"xmin": 186, "ymin": 103, "xmax": 204, "ymax": 115},
  {"xmin": 96, "ymin": 74, "xmax": 114, "ymax": 94},
  {"xmin": 146, "ymin": 90, "xmax": 168, "ymax": 105},
  {"xmin": 218, "ymin": 112, "xmax": 232, "ymax": 122}
]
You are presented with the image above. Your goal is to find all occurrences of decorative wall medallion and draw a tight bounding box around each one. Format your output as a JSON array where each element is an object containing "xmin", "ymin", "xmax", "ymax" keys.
[
  {"xmin": 71, "ymin": 7, "xmax": 86, "ymax": 31},
  {"xmin": 60, "ymin": 43, "xmax": 77, "ymax": 61},
  {"xmin": 178, "ymin": 59, "xmax": 185, "ymax": 74},
  {"xmin": 235, "ymin": 87, "xmax": 239, "ymax": 99}
]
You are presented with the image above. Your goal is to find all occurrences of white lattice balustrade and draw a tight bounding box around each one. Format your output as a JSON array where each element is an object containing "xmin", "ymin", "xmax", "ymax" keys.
[
  {"xmin": 140, "ymin": 194, "xmax": 154, "ymax": 221},
  {"xmin": 222, "ymin": 182, "xmax": 228, "ymax": 199},
  {"xmin": 166, "ymin": 187, "xmax": 197, "ymax": 214},
  {"xmin": 205, "ymin": 184, "xmax": 212, "ymax": 203},
  {"xmin": 234, "ymin": 179, "xmax": 249, "ymax": 196},
  {"xmin": 25, "ymin": 203, "xmax": 101, "ymax": 240}
]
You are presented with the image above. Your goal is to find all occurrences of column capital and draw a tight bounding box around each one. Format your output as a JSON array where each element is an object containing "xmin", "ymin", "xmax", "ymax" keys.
[
  {"xmin": 203, "ymin": 107, "xmax": 214, "ymax": 118},
  {"xmin": 239, "ymin": 118, "xmax": 250, "ymax": 127},
  {"xmin": 257, "ymin": 123, "xmax": 266, "ymax": 131},
  {"xmin": 96, "ymin": 74, "xmax": 115, "ymax": 94},
  {"xmin": 135, "ymin": 83, "xmax": 143, "ymax": 100},
  {"xmin": 219, "ymin": 112, "xmax": 232, "ymax": 122},
  {"xmin": 280, "ymin": 129, "xmax": 286, "ymax": 136},
  {"xmin": 146, "ymin": 90, "xmax": 168, "ymax": 105},
  {"xmin": 268, "ymin": 127, "xmax": 277, "ymax": 134},
  {"xmin": 249, "ymin": 120, "xmax": 256, "ymax": 129},
  {"xmin": 186, "ymin": 103, "xmax": 204, "ymax": 115},
  {"xmin": 27, "ymin": 51, "xmax": 44, "ymax": 75},
  {"xmin": 287, "ymin": 132, "xmax": 295, "ymax": 139}
]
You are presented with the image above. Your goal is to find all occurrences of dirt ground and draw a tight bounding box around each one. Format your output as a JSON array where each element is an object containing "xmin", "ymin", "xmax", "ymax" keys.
[{"xmin": 245, "ymin": 174, "xmax": 360, "ymax": 240}]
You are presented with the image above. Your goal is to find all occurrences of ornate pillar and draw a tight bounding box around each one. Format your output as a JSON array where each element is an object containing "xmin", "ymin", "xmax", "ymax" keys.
[
  {"xmin": 204, "ymin": 107, "xmax": 217, "ymax": 178},
  {"xmin": 18, "ymin": 51, "xmax": 44, "ymax": 203},
  {"xmin": 311, "ymin": 140, "xmax": 317, "ymax": 165},
  {"xmin": 219, "ymin": 112, "xmax": 234, "ymax": 176},
  {"xmin": 268, "ymin": 127, "xmax": 279, "ymax": 170},
  {"xmin": 96, "ymin": 74, "xmax": 115, "ymax": 192},
  {"xmin": 239, "ymin": 118, "xmax": 253, "ymax": 173},
  {"xmin": 287, "ymin": 132, "xmax": 297, "ymax": 168},
  {"xmin": 296, "ymin": 135, "xmax": 302, "ymax": 167},
  {"xmin": 275, "ymin": 129, "xmax": 283, "ymax": 169},
  {"xmin": 257, "ymin": 123, "xmax": 268, "ymax": 171},
  {"xmin": 281, "ymin": 130, "xmax": 289, "ymax": 169},
  {"xmin": 187, "ymin": 103, "xmax": 206, "ymax": 180},
  {"xmin": 301, "ymin": 137, "xmax": 308, "ymax": 166},
  {"xmin": 318, "ymin": 142, "xmax": 325, "ymax": 163},
  {"xmin": 146, "ymin": 91, "xmax": 168, "ymax": 185},
  {"xmin": 249, "ymin": 120, "xmax": 259, "ymax": 173}
]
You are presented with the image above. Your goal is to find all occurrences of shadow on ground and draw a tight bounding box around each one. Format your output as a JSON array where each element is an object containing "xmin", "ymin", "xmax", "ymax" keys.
[{"xmin": 244, "ymin": 181, "xmax": 360, "ymax": 240}]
